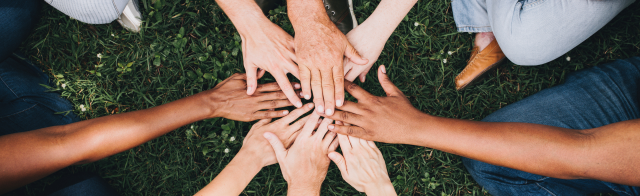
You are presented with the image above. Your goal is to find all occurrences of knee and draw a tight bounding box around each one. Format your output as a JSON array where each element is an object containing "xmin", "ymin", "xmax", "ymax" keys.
[
  {"xmin": 496, "ymin": 38, "xmax": 562, "ymax": 66},
  {"xmin": 47, "ymin": 0, "xmax": 123, "ymax": 24}
]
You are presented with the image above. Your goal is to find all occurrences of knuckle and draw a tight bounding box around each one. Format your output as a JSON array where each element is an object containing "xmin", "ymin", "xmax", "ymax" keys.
[
  {"xmin": 347, "ymin": 83, "xmax": 359, "ymax": 90},
  {"xmin": 264, "ymin": 112, "xmax": 271, "ymax": 118},
  {"xmin": 347, "ymin": 127, "xmax": 358, "ymax": 135},
  {"xmin": 270, "ymin": 100, "xmax": 277, "ymax": 107},
  {"xmin": 340, "ymin": 112, "xmax": 349, "ymax": 121},
  {"xmin": 369, "ymin": 97, "xmax": 382, "ymax": 104},
  {"xmin": 276, "ymin": 92, "xmax": 285, "ymax": 98}
]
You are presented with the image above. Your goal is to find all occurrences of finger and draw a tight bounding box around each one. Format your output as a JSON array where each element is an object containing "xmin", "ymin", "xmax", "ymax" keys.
[
  {"xmin": 258, "ymin": 100, "xmax": 295, "ymax": 110},
  {"xmin": 359, "ymin": 72, "xmax": 366, "ymax": 83},
  {"xmin": 256, "ymin": 82, "xmax": 281, "ymax": 92},
  {"xmin": 245, "ymin": 66, "xmax": 259, "ymax": 95},
  {"xmin": 253, "ymin": 118, "xmax": 272, "ymax": 128},
  {"xmin": 336, "ymin": 101, "xmax": 365, "ymax": 115},
  {"xmin": 299, "ymin": 65, "xmax": 312, "ymax": 101},
  {"xmin": 311, "ymin": 69, "xmax": 325, "ymax": 114},
  {"xmin": 277, "ymin": 103, "xmax": 314, "ymax": 125},
  {"xmin": 284, "ymin": 60, "xmax": 300, "ymax": 79},
  {"xmin": 343, "ymin": 59, "xmax": 353, "ymax": 76},
  {"xmin": 299, "ymin": 112, "xmax": 322, "ymax": 139},
  {"xmin": 264, "ymin": 132, "xmax": 286, "ymax": 159},
  {"xmin": 325, "ymin": 110, "xmax": 362, "ymax": 125},
  {"xmin": 333, "ymin": 65, "xmax": 345, "ymax": 108},
  {"xmin": 321, "ymin": 68, "xmax": 335, "ymax": 115},
  {"xmin": 315, "ymin": 117, "xmax": 334, "ymax": 142},
  {"xmin": 322, "ymin": 131, "xmax": 337, "ymax": 150},
  {"xmin": 328, "ymin": 151, "xmax": 348, "ymax": 176},
  {"xmin": 272, "ymin": 71, "xmax": 303, "ymax": 108},
  {"xmin": 258, "ymin": 68, "xmax": 266, "ymax": 79},
  {"xmin": 344, "ymin": 80, "xmax": 373, "ymax": 100},
  {"xmin": 344, "ymin": 42, "xmax": 368, "ymax": 65},
  {"xmin": 337, "ymin": 133, "xmax": 352, "ymax": 152},
  {"xmin": 252, "ymin": 110, "xmax": 290, "ymax": 120},
  {"xmin": 329, "ymin": 124, "xmax": 368, "ymax": 139},
  {"xmin": 328, "ymin": 136, "xmax": 339, "ymax": 152},
  {"xmin": 344, "ymin": 66, "xmax": 359, "ymax": 82},
  {"xmin": 378, "ymin": 65, "xmax": 402, "ymax": 97}
]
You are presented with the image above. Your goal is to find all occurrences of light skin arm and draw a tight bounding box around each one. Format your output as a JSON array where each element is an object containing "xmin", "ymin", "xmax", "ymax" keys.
[
  {"xmin": 325, "ymin": 65, "xmax": 640, "ymax": 187},
  {"xmin": 215, "ymin": 0, "xmax": 303, "ymax": 108},
  {"xmin": 0, "ymin": 74, "xmax": 299, "ymax": 194},
  {"xmin": 287, "ymin": 0, "xmax": 368, "ymax": 116},
  {"xmin": 344, "ymin": 0, "xmax": 418, "ymax": 82}
]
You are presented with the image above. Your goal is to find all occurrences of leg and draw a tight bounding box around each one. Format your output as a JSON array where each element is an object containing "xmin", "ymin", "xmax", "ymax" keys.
[
  {"xmin": 487, "ymin": 0, "xmax": 635, "ymax": 65},
  {"xmin": 0, "ymin": 54, "xmax": 80, "ymax": 136},
  {"xmin": 44, "ymin": 0, "xmax": 130, "ymax": 24},
  {"xmin": 463, "ymin": 57, "xmax": 640, "ymax": 195},
  {"xmin": 0, "ymin": 0, "xmax": 40, "ymax": 62},
  {"xmin": 43, "ymin": 173, "xmax": 119, "ymax": 196}
]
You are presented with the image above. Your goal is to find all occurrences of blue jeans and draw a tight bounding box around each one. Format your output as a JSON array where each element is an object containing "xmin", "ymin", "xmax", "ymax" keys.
[
  {"xmin": 462, "ymin": 57, "xmax": 640, "ymax": 196},
  {"xmin": 0, "ymin": 0, "xmax": 79, "ymax": 136},
  {"xmin": 451, "ymin": 0, "xmax": 635, "ymax": 65}
]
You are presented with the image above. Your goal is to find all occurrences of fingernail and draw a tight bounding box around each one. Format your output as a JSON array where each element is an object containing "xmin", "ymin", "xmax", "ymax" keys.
[
  {"xmin": 263, "ymin": 133, "xmax": 272, "ymax": 139},
  {"xmin": 318, "ymin": 119, "xmax": 322, "ymax": 124},
  {"xmin": 283, "ymin": 110, "xmax": 289, "ymax": 115},
  {"xmin": 246, "ymin": 86, "xmax": 253, "ymax": 94},
  {"xmin": 304, "ymin": 94, "xmax": 311, "ymax": 100},
  {"xmin": 317, "ymin": 105, "xmax": 324, "ymax": 114},
  {"xmin": 328, "ymin": 125, "xmax": 334, "ymax": 130},
  {"xmin": 326, "ymin": 109, "xmax": 333, "ymax": 115},
  {"xmin": 381, "ymin": 65, "xmax": 387, "ymax": 74},
  {"xmin": 328, "ymin": 153, "xmax": 337, "ymax": 159},
  {"xmin": 307, "ymin": 103, "xmax": 315, "ymax": 108},
  {"xmin": 336, "ymin": 100, "xmax": 343, "ymax": 107},
  {"xmin": 295, "ymin": 102, "xmax": 302, "ymax": 108},
  {"xmin": 294, "ymin": 83, "xmax": 301, "ymax": 89},
  {"xmin": 299, "ymin": 92, "xmax": 304, "ymax": 97}
]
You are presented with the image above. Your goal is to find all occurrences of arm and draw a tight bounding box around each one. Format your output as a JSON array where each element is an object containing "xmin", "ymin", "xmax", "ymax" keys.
[
  {"xmin": 196, "ymin": 103, "xmax": 315, "ymax": 195},
  {"xmin": 344, "ymin": 0, "xmax": 418, "ymax": 82},
  {"xmin": 215, "ymin": 0, "xmax": 303, "ymax": 108},
  {"xmin": 263, "ymin": 113, "xmax": 339, "ymax": 196},
  {"xmin": 325, "ymin": 66, "xmax": 640, "ymax": 187},
  {"xmin": 287, "ymin": 0, "xmax": 368, "ymax": 117},
  {"xmin": 0, "ymin": 74, "xmax": 298, "ymax": 194},
  {"xmin": 328, "ymin": 132, "xmax": 396, "ymax": 196}
]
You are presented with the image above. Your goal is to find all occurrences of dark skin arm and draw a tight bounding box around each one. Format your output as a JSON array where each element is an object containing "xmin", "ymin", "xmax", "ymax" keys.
[
  {"xmin": 324, "ymin": 65, "xmax": 640, "ymax": 187},
  {"xmin": 0, "ymin": 73, "xmax": 301, "ymax": 194}
]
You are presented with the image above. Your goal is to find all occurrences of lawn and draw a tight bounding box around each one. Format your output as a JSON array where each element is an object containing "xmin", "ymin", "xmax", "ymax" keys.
[{"xmin": 9, "ymin": 0, "xmax": 640, "ymax": 195}]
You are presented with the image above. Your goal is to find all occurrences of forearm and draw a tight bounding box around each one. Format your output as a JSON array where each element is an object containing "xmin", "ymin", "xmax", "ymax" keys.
[
  {"xmin": 406, "ymin": 115, "xmax": 640, "ymax": 185},
  {"xmin": 0, "ymin": 93, "xmax": 213, "ymax": 193},
  {"xmin": 365, "ymin": 183, "xmax": 396, "ymax": 196},
  {"xmin": 215, "ymin": 0, "xmax": 271, "ymax": 36},
  {"xmin": 287, "ymin": 0, "xmax": 331, "ymax": 30},
  {"xmin": 195, "ymin": 151, "xmax": 263, "ymax": 195},
  {"xmin": 287, "ymin": 186, "xmax": 321, "ymax": 196},
  {"xmin": 357, "ymin": 0, "xmax": 417, "ymax": 41}
]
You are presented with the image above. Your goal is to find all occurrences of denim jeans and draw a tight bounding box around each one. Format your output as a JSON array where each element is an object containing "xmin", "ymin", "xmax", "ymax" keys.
[
  {"xmin": 0, "ymin": 0, "xmax": 79, "ymax": 136},
  {"xmin": 462, "ymin": 57, "xmax": 640, "ymax": 196},
  {"xmin": 451, "ymin": 0, "xmax": 635, "ymax": 65}
]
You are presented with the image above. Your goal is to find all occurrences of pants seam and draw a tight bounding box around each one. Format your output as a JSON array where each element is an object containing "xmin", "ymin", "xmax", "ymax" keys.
[
  {"xmin": 0, "ymin": 103, "xmax": 38, "ymax": 119},
  {"xmin": 111, "ymin": 0, "xmax": 121, "ymax": 16},
  {"xmin": 535, "ymin": 182, "xmax": 557, "ymax": 196},
  {"xmin": 0, "ymin": 72, "xmax": 20, "ymax": 100}
]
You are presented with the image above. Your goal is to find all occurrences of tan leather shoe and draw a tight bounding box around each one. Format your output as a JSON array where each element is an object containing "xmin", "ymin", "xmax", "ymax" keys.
[{"xmin": 455, "ymin": 39, "xmax": 506, "ymax": 90}]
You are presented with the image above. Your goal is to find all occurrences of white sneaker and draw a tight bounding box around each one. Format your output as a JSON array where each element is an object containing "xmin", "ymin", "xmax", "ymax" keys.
[{"xmin": 117, "ymin": 0, "xmax": 142, "ymax": 33}]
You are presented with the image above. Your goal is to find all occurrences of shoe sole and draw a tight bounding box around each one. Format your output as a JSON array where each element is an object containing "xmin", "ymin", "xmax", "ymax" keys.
[{"xmin": 456, "ymin": 57, "xmax": 506, "ymax": 91}]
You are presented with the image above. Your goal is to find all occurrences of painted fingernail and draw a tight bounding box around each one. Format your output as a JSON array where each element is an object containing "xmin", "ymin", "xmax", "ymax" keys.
[
  {"xmin": 307, "ymin": 103, "xmax": 315, "ymax": 108},
  {"xmin": 304, "ymin": 94, "xmax": 311, "ymax": 100},
  {"xmin": 328, "ymin": 125, "xmax": 334, "ymax": 130},
  {"xmin": 283, "ymin": 110, "xmax": 289, "ymax": 115},
  {"xmin": 317, "ymin": 105, "xmax": 324, "ymax": 114},
  {"xmin": 326, "ymin": 109, "xmax": 333, "ymax": 115},
  {"xmin": 336, "ymin": 100, "xmax": 343, "ymax": 107},
  {"xmin": 294, "ymin": 83, "xmax": 301, "ymax": 89},
  {"xmin": 295, "ymin": 102, "xmax": 302, "ymax": 108},
  {"xmin": 381, "ymin": 65, "xmax": 387, "ymax": 74}
]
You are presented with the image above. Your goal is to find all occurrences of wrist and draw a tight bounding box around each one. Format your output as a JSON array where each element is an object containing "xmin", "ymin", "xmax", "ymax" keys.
[
  {"xmin": 230, "ymin": 150, "xmax": 264, "ymax": 173},
  {"xmin": 287, "ymin": 184, "xmax": 321, "ymax": 196},
  {"xmin": 287, "ymin": 0, "xmax": 331, "ymax": 29},
  {"xmin": 364, "ymin": 182, "xmax": 396, "ymax": 196}
]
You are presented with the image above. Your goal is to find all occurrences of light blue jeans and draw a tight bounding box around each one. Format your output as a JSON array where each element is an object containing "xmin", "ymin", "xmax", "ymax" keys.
[
  {"xmin": 45, "ymin": 0, "xmax": 131, "ymax": 24},
  {"xmin": 451, "ymin": 0, "xmax": 635, "ymax": 65}
]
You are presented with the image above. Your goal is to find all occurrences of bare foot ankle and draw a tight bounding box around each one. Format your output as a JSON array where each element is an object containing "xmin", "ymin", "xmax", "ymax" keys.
[{"xmin": 474, "ymin": 32, "xmax": 495, "ymax": 51}]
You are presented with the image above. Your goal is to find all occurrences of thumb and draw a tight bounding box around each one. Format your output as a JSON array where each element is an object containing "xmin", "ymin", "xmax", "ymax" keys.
[
  {"xmin": 328, "ymin": 152, "xmax": 348, "ymax": 176},
  {"xmin": 377, "ymin": 65, "xmax": 401, "ymax": 97},
  {"xmin": 344, "ymin": 42, "xmax": 368, "ymax": 65},
  {"xmin": 246, "ymin": 66, "xmax": 259, "ymax": 95},
  {"xmin": 264, "ymin": 132, "xmax": 286, "ymax": 160}
]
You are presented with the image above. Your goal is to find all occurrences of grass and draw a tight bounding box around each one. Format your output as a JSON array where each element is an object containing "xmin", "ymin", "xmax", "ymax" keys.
[{"xmin": 8, "ymin": 0, "xmax": 640, "ymax": 195}]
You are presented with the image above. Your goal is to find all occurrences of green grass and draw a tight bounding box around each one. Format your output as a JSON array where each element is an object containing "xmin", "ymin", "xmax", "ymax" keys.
[{"xmin": 8, "ymin": 0, "xmax": 640, "ymax": 195}]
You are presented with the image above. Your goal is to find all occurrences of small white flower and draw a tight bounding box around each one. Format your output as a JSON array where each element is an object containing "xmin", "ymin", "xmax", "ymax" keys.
[
  {"xmin": 190, "ymin": 125, "xmax": 194, "ymax": 129},
  {"xmin": 224, "ymin": 148, "xmax": 230, "ymax": 153},
  {"xmin": 229, "ymin": 137, "xmax": 235, "ymax": 142},
  {"xmin": 61, "ymin": 83, "xmax": 66, "ymax": 89},
  {"xmin": 111, "ymin": 34, "xmax": 115, "ymax": 37},
  {"xmin": 79, "ymin": 104, "xmax": 85, "ymax": 108},
  {"xmin": 447, "ymin": 51, "xmax": 453, "ymax": 55},
  {"xmin": 443, "ymin": 59, "xmax": 448, "ymax": 63},
  {"xmin": 81, "ymin": 107, "xmax": 86, "ymax": 112},
  {"xmin": 97, "ymin": 53, "xmax": 103, "ymax": 59},
  {"xmin": 440, "ymin": 51, "xmax": 444, "ymax": 54},
  {"xmin": 566, "ymin": 56, "xmax": 571, "ymax": 61},
  {"xmin": 414, "ymin": 22, "xmax": 419, "ymax": 26}
]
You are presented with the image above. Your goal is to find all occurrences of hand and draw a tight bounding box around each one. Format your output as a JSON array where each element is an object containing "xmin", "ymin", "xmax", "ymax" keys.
[
  {"xmin": 206, "ymin": 73, "xmax": 302, "ymax": 121},
  {"xmin": 263, "ymin": 113, "xmax": 339, "ymax": 195},
  {"xmin": 292, "ymin": 9, "xmax": 368, "ymax": 116},
  {"xmin": 342, "ymin": 22, "xmax": 386, "ymax": 82},
  {"xmin": 329, "ymin": 134, "xmax": 396, "ymax": 195},
  {"xmin": 323, "ymin": 65, "xmax": 427, "ymax": 143},
  {"xmin": 242, "ymin": 22, "xmax": 304, "ymax": 108},
  {"xmin": 240, "ymin": 103, "xmax": 316, "ymax": 167}
]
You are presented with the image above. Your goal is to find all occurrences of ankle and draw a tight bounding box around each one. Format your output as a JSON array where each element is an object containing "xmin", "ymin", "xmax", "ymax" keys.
[{"xmin": 474, "ymin": 32, "xmax": 495, "ymax": 51}]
